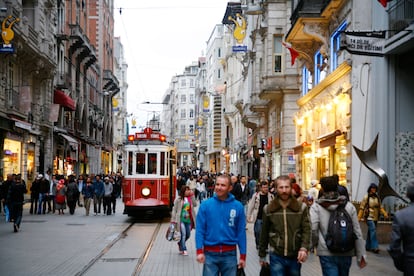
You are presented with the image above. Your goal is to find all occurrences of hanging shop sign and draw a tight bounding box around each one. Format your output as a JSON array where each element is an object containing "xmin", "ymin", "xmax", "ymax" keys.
[{"xmin": 0, "ymin": 15, "xmax": 19, "ymax": 53}]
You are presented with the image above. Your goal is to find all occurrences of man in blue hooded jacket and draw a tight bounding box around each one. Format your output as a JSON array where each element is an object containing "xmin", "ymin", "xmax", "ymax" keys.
[{"xmin": 196, "ymin": 174, "xmax": 246, "ymax": 275}]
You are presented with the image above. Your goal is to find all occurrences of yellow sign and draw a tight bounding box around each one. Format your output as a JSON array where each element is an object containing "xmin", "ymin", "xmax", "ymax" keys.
[
  {"xmin": 228, "ymin": 13, "xmax": 246, "ymax": 44},
  {"xmin": 2, "ymin": 15, "xmax": 19, "ymax": 45}
]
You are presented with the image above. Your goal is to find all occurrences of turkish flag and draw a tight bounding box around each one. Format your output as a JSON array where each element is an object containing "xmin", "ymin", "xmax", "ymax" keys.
[
  {"xmin": 282, "ymin": 42, "xmax": 300, "ymax": 66},
  {"xmin": 378, "ymin": 0, "xmax": 389, "ymax": 8}
]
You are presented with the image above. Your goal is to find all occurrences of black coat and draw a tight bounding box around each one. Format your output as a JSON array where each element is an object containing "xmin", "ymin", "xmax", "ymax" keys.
[{"xmin": 388, "ymin": 203, "xmax": 414, "ymax": 272}]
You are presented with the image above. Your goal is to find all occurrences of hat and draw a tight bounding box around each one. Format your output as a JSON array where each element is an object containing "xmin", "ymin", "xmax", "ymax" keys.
[
  {"xmin": 36, "ymin": 174, "xmax": 43, "ymax": 179},
  {"xmin": 320, "ymin": 176, "xmax": 337, "ymax": 193},
  {"xmin": 104, "ymin": 177, "xmax": 109, "ymax": 181}
]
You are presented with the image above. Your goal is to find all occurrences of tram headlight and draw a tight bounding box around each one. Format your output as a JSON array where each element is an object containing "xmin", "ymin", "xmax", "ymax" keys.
[{"xmin": 141, "ymin": 187, "xmax": 151, "ymax": 197}]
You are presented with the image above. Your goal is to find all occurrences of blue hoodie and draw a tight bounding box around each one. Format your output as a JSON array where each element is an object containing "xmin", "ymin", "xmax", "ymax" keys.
[{"xmin": 195, "ymin": 193, "xmax": 246, "ymax": 259}]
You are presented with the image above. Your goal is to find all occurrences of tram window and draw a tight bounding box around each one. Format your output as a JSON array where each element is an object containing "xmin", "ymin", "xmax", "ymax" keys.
[
  {"xmin": 148, "ymin": 153, "xmax": 157, "ymax": 174},
  {"xmin": 136, "ymin": 153, "xmax": 145, "ymax": 174},
  {"xmin": 160, "ymin": 152, "xmax": 166, "ymax": 175},
  {"xmin": 128, "ymin": 152, "xmax": 133, "ymax": 175}
]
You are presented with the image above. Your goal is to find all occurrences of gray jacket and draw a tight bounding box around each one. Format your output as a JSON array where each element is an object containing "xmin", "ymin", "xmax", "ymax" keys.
[{"xmin": 310, "ymin": 195, "xmax": 366, "ymax": 263}]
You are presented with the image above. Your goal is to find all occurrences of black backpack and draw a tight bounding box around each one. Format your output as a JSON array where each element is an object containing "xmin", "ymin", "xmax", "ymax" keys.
[{"xmin": 324, "ymin": 203, "xmax": 356, "ymax": 253}]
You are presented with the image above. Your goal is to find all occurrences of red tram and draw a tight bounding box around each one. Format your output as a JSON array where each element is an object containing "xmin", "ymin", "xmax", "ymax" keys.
[{"xmin": 122, "ymin": 127, "xmax": 176, "ymax": 217}]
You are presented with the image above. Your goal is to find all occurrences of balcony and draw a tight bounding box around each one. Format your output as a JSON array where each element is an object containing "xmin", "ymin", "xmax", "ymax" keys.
[
  {"xmin": 286, "ymin": 0, "xmax": 347, "ymax": 68},
  {"xmin": 259, "ymin": 75, "xmax": 299, "ymax": 102},
  {"xmin": 388, "ymin": 0, "xmax": 414, "ymax": 36}
]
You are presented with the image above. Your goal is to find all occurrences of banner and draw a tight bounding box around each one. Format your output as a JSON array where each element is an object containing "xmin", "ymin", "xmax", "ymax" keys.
[{"xmin": 341, "ymin": 31, "xmax": 386, "ymax": 56}]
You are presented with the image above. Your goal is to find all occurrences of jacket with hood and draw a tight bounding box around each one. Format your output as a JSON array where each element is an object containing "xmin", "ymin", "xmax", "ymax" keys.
[
  {"xmin": 259, "ymin": 195, "xmax": 310, "ymax": 259},
  {"xmin": 195, "ymin": 193, "xmax": 246, "ymax": 260},
  {"xmin": 310, "ymin": 192, "xmax": 366, "ymax": 263}
]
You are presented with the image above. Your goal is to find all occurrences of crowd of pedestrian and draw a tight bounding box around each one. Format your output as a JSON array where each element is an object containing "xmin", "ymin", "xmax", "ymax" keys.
[{"xmin": 0, "ymin": 172, "xmax": 123, "ymax": 233}]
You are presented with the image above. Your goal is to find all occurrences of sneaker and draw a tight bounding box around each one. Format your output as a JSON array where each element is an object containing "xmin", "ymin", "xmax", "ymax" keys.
[{"xmin": 182, "ymin": 251, "xmax": 188, "ymax": 256}]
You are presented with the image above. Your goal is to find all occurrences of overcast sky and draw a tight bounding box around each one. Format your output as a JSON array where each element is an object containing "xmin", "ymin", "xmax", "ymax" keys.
[{"xmin": 114, "ymin": 0, "xmax": 228, "ymax": 130}]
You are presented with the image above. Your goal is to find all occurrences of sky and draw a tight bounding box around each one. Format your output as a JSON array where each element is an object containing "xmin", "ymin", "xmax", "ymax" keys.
[{"xmin": 113, "ymin": 0, "xmax": 229, "ymax": 131}]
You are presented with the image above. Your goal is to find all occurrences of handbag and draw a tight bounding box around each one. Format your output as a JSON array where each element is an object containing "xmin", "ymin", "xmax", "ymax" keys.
[
  {"xmin": 260, "ymin": 263, "xmax": 271, "ymax": 276},
  {"xmin": 236, "ymin": 267, "xmax": 245, "ymax": 276}
]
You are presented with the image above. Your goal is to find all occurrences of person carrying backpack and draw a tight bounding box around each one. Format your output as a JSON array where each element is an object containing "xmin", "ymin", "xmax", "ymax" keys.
[{"xmin": 310, "ymin": 176, "xmax": 366, "ymax": 276}]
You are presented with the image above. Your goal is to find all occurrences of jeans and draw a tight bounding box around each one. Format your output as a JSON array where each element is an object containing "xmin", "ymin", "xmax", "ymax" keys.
[
  {"xmin": 366, "ymin": 220, "xmax": 378, "ymax": 250},
  {"xmin": 93, "ymin": 195, "xmax": 103, "ymax": 214},
  {"xmin": 319, "ymin": 255, "xmax": 352, "ymax": 276},
  {"xmin": 254, "ymin": 219, "xmax": 263, "ymax": 249},
  {"xmin": 203, "ymin": 250, "xmax": 237, "ymax": 276},
  {"xmin": 270, "ymin": 253, "xmax": 301, "ymax": 276},
  {"xmin": 178, "ymin": 222, "xmax": 191, "ymax": 251},
  {"xmin": 38, "ymin": 193, "xmax": 47, "ymax": 214}
]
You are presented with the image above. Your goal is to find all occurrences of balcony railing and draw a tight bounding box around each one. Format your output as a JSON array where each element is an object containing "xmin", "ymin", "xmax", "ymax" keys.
[{"xmin": 388, "ymin": 0, "xmax": 414, "ymax": 36}]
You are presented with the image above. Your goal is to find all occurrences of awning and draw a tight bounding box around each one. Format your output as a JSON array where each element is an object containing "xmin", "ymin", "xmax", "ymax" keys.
[
  {"xmin": 293, "ymin": 142, "xmax": 310, "ymax": 155},
  {"xmin": 54, "ymin": 90, "xmax": 75, "ymax": 111},
  {"xmin": 317, "ymin": 129, "xmax": 343, "ymax": 148},
  {"xmin": 59, "ymin": 133, "xmax": 78, "ymax": 148}
]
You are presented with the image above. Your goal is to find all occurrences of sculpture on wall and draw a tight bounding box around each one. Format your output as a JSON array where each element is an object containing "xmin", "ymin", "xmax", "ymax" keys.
[{"xmin": 353, "ymin": 133, "xmax": 408, "ymax": 203}]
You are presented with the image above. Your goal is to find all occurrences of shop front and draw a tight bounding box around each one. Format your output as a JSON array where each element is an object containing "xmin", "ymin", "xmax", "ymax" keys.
[
  {"xmin": 53, "ymin": 133, "xmax": 78, "ymax": 176},
  {"xmin": 293, "ymin": 63, "xmax": 352, "ymax": 190}
]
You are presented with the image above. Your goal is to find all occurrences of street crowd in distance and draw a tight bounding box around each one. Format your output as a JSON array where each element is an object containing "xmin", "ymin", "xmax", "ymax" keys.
[{"xmin": 0, "ymin": 171, "xmax": 123, "ymax": 232}]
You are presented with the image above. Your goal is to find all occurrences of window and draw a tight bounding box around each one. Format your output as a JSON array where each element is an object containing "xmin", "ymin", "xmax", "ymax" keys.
[
  {"xmin": 180, "ymin": 124, "xmax": 186, "ymax": 135},
  {"xmin": 330, "ymin": 21, "xmax": 347, "ymax": 71},
  {"xmin": 160, "ymin": 152, "xmax": 166, "ymax": 175},
  {"xmin": 190, "ymin": 79, "xmax": 194, "ymax": 87},
  {"xmin": 217, "ymin": 68, "xmax": 221, "ymax": 79},
  {"xmin": 274, "ymin": 36, "xmax": 283, "ymax": 73},
  {"xmin": 181, "ymin": 109, "xmax": 186, "ymax": 119},
  {"xmin": 189, "ymin": 109, "xmax": 194, "ymax": 118},
  {"xmin": 181, "ymin": 79, "xmax": 186, "ymax": 87},
  {"xmin": 314, "ymin": 51, "xmax": 328, "ymax": 85},
  {"xmin": 189, "ymin": 125, "xmax": 194, "ymax": 134},
  {"xmin": 180, "ymin": 94, "xmax": 186, "ymax": 103},
  {"xmin": 302, "ymin": 67, "xmax": 312, "ymax": 96},
  {"xmin": 189, "ymin": 94, "xmax": 195, "ymax": 103},
  {"xmin": 147, "ymin": 153, "xmax": 157, "ymax": 174},
  {"xmin": 136, "ymin": 153, "xmax": 145, "ymax": 174},
  {"xmin": 218, "ymin": 48, "xmax": 221, "ymax": 58}
]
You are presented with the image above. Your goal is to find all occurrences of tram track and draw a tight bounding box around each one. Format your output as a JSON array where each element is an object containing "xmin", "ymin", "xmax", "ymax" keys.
[{"xmin": 75, "ymin": 220, "xmax": 163, "ymax": 276}]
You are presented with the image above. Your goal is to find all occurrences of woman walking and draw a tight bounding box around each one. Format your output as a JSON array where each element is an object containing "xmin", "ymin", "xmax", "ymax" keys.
[
  {"xmin": 358, "ymin": 183, "xmax": 389, "ymax": 253},
  {"xmin": 171, "ymin": 185, "xmax": 197, "ymax": 256},
  {"xmin": 55, "ymin": 179, "xmax": 67, "ymax": 215}
]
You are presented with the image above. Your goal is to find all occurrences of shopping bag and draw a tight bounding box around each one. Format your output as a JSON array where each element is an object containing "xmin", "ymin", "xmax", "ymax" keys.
[
  {"xmin": 260, "ymin": 263, "xmax": 271, "ymax": 276},
  {"xmin": 236, "ymin": 267, "xmax": 245, "ymax": 276},
  {"xmin": 166, "ymin": 223, "xmax": 175, "ymax": 241}
]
